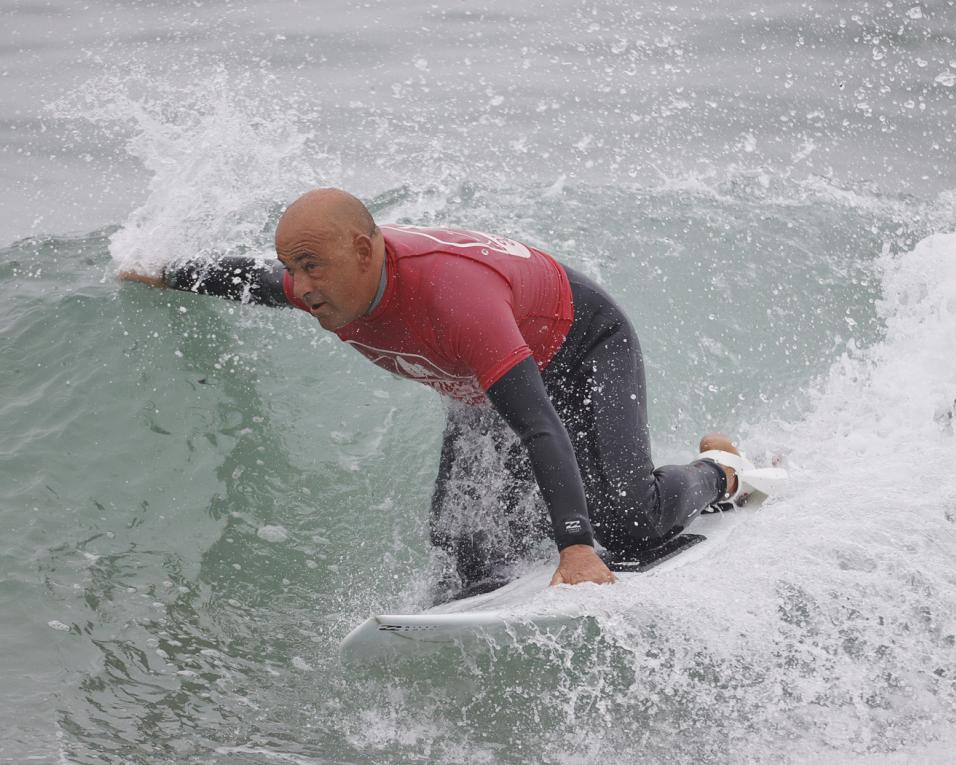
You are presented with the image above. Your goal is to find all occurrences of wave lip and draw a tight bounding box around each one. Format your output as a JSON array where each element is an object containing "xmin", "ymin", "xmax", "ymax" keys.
[
  {"xmin": 51, "ymin": 67, "xmax": 327, "ymax": 274},
  {"xmin": 792, "ymin": 231, "xmax": 956, "ymax": 478}
]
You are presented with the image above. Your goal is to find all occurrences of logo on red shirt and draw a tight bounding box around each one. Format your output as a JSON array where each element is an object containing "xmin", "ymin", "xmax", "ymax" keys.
[
  {"xmin": 344, "ymin": 340, "xmax": 487, "ymax": 404},
  {"xmin": 384, "ymin": 225, "xmax": 532, "ymax": 259}
]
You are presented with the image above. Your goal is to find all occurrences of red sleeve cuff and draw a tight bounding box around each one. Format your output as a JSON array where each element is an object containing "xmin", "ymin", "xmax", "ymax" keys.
[{"xmin": 478, "ymin": 346, "xmax": 534, "ymax": 391}]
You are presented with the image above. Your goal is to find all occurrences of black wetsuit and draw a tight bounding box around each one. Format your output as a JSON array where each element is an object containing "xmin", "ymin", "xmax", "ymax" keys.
[{"xmin": 161, "ymin": 257, "xmax": 726, "ymax": 597}]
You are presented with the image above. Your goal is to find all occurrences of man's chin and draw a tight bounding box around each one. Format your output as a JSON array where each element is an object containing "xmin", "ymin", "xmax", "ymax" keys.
[{"xmin": 315, "ymin": 313, "xmax": 351, "ymax": 331}]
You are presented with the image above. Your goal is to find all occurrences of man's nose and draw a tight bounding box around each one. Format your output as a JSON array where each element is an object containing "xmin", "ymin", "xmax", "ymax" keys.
[{"xmin": 292, "ymin": 274, "xmax": 312, "ymax": 301}]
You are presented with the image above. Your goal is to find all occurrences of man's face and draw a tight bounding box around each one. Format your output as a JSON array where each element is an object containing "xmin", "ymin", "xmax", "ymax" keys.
[{"xmin": 277, "ymin": 232, "xmax": 374, "ymax": 331}]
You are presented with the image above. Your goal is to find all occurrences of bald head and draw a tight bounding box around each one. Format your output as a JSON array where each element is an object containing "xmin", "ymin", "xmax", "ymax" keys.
[
  {"xmin": 274, "ymin": 188, "xmax": 386, "ymax": 331},
  {"xmin": 275, "ymin": 188, "xmax": 377, "ymax": 257}
]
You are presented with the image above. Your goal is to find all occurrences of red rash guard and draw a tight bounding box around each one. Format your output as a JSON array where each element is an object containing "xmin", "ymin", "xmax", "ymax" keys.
[{"xmin": 282, "ymin": 225, "xmax": 574, "ymax": 404}]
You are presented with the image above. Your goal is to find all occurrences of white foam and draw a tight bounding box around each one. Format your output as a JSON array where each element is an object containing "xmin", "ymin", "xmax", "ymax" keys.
[
  {"xmin": 257, "ymin": 525, "xmax": 290, "ymax": 543},
  {"xmin": 290, "ymin": 656, "xmax": 313, "ymax": 672},
  {"xmin": 686, "ymin": 231, "xmax": 956, "ymax": 752},
  {"xmin": 758, "ymin": 231, "xmax": 956, "ymax": 497},
  {"xmin": 487, "ymin": 230, "xmax": 956, "ymax": 759},
  {"xmin": 54, "ymin": 66, "xmax": 330, "ymax": 274}
]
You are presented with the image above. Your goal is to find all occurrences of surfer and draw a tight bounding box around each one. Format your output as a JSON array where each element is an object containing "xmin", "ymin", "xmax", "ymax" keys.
[{"xmin": 120, "ymin": 188, "xmax": 741, "ymax": 599}]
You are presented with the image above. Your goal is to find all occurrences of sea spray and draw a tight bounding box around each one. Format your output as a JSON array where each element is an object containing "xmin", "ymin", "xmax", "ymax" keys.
[{"xmin": 52, "ymin": 64, "xmax": 327, "ymax": 274}]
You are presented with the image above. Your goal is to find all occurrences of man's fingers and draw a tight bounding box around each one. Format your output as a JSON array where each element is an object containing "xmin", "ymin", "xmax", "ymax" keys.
[
  {"xmin": 550, "ymin": 565, "xmax": 618, "ymax": 587},
  {"xmin": 118, "ymin": 271, "xmax": 165, "ymax": 288}
]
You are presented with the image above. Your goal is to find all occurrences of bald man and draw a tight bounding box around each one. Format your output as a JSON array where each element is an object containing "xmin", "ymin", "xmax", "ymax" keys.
[{"xmin": 121, "ymin": 189, "xmax": 740, "ymax": 600}]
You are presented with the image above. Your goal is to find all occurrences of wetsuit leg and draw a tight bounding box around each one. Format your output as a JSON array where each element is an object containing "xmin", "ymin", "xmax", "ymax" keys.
[
  {"xmin": 429, "ymin": 403, "xmax": 545, "ymax": 599},
  {"xmin": 544, "ymin": 268, "xmax": 725, "ymax": 555}
]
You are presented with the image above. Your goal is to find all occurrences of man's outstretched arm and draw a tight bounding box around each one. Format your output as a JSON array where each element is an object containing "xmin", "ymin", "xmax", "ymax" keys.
[
  {"xmin": 486, "ymin": 357, "xmax": 617, "ymax": 586},
  {"xmin": 119, "ymin": 257, "xmax": 291, "ymax": 308}
]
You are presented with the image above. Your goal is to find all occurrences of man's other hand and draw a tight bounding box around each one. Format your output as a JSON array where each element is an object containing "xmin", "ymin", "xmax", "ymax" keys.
[
  {"xmin": 118, "ymin": 270, "xmax": 165, "ymax": 289},
  {"xmin": 550, "ymin": 544, "xmax": 617, "ymax": 586}
]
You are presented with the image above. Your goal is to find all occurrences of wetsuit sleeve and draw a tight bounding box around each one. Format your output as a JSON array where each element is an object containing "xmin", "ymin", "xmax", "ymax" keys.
[
  {"xmin": 162, "ymin": 257, "xmax": 291, "ymax": 307},
  {"xmin": 486, "ymin": 357, "xmax": 595, "ymax": 551}
]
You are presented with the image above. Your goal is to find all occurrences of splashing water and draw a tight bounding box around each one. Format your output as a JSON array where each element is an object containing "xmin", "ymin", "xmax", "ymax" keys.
[{"xmin": 52, "ymin": 65, "xmax": 328, "ymax": 273}]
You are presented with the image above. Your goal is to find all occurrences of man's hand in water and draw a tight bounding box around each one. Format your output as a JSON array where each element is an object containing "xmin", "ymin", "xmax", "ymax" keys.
[
  {"xmin": 550, "ymin": 544, "xmax": 618, "ymax": 586},
  {"xmin": 118, "ymin": 270, "xmax": 165, "ymax": 288}
]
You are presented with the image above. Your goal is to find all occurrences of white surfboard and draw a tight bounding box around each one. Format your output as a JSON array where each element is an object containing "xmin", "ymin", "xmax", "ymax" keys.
[{"xmin": 340, "ymin": 480, "xmax": 787, "ymax": 664}]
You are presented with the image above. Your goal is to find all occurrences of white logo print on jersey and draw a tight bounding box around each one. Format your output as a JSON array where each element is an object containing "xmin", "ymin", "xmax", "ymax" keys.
[
  {"xmin": 344, "ymin": 340, "xmax": 486, "ymax": 403},
  {"xmin": 382, "ymin": 225, "xmax": 532, "ymax": 258}
]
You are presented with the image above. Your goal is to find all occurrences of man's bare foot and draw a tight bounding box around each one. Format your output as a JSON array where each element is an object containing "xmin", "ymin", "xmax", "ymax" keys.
[{"xmin": 699, "ymin": 432, "xmax": 740, "ymax": 497}]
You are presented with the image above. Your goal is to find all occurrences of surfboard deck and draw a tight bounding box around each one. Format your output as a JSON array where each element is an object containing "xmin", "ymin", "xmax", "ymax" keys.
[{"xmin": 340, "ymin": 498, "xmax": 774, "ymax": 664}]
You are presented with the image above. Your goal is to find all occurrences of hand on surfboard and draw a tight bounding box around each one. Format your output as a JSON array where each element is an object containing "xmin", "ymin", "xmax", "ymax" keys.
[{"xmin": 550, "ymin": 544, "xmax": 618, "ymax": 586}]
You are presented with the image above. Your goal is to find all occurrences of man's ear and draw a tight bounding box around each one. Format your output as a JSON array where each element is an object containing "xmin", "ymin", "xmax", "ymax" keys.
[{"xmin": 353, "ymin": 233, "xmax": 374, "ymax": 269}]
